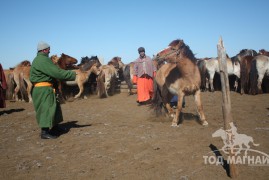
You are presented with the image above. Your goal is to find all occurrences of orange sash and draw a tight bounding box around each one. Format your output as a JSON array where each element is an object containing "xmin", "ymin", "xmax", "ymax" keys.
[{"xmin": 34, "ymin": 82, "xmax": 53, "ymax": 87}]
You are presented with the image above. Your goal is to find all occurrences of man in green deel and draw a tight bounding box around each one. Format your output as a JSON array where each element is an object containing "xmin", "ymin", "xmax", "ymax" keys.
[{"xmin": 30, "ymin": 41, "xmax": 76, "ymax": 139}]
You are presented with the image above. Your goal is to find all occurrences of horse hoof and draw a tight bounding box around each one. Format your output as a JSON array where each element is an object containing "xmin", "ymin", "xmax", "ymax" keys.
[
  {"xmin": 201, "ymin": 121, "xmax": 208, "ymax": 126},
  {"xmin": 171, "ymin": 124, "xmax": 179, "ymax": 127}
]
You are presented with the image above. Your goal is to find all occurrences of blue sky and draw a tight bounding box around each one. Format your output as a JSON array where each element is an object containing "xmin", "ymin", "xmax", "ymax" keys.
[{"xmin": 1, "ymin": 0, "xmax": 268, "ymax": 69}]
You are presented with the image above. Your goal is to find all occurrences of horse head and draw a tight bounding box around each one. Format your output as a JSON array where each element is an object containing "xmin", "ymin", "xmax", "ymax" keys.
[
  {"xmin": 259, "ymin": 49, "xmax": 269, "ymax": 56},
  {"xmin": 236, "ymin": 49, "xmax": 258, "ymax": 61},
  {"xmin": 156, "ymin": 39, "xmax": 196, "ymax": 63},
  {"xmin": 79, "ymin": 57, "xmax": 101, "ymax": 72},
  {"xmin": 58, "ymin": 53, "xmax": 78, "ymax": 69},
  {"xmin": 108, "ymin": 56, "xmax": 123, "ymax": 70}
]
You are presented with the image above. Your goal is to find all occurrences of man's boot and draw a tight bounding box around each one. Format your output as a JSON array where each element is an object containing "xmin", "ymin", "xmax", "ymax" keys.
[{"xmin": 40, "ymin": 128, "xmax": 57, "ymax": 139}]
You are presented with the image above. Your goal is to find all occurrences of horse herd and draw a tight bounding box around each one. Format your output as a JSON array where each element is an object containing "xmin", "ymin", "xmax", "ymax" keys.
[
  {"xmin": 2, "ymin": 39, "xmax": 269, "ymax": 126},
  {"xmin": 3, "ymin": 54, "xmax": 128, "ymax": 103}
]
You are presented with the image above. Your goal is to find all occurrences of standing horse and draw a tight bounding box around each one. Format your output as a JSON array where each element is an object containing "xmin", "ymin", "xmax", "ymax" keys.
[
  {"xmin": 12, "ymin": 60, "xmax": 32, "ymax": 102},
  {"xmin": 64, "ymin": 56, "xmax": 101, "ymax": 99},
  {"xmin": 152, "ymin": 39, "xmax": 208, "ymax": 127},
  {"xmin": 199, "ymin": 56, "xmax": 240, "ymax": 92},
  {"xmin": 249, "ymin": 55, "xmax": 269, "ymax": 94},
  {"xmin": 122, "ymin": 61, "xmax": 136, "ymax": 95},
  {"xmin": 96, "ymin": 57, "xmax": 120, "ymax": 98},
  {"xmin": 240, "ymin": 55, "xmax": 255, "ymax": 94}
]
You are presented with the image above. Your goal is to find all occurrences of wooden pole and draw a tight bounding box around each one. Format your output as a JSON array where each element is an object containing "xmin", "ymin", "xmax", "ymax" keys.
[{"xmin": 217, "ymin": 37, "xmax": 238, "ymax": 178}]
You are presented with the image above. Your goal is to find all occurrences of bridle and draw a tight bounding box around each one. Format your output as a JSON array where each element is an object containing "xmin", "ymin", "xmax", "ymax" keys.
[{"xmin": 156, "ymin": 48, "xmax": 181, "ymax": 64}]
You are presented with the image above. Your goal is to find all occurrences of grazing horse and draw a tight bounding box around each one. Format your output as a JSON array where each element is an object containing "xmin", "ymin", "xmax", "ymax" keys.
[
  {"xmin": 12, "ymin": 60, "xmax": 32, "ymax": 102},
  {"xmin": 152, "ymin": 39, "xmax": 208, "ymax": 127},
  {"xmin": 199, "ymin": 56, "xmax": 240, "ymax": 92},
  {"xmin": 249, "ymin": 55, "xmax": 269, "ymax": 94}
]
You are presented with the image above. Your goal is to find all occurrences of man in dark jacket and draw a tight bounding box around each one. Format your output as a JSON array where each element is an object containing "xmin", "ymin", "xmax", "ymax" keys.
[{"xmin": 30, "ymin": 41, "xmax": 76, "ymax": 139}]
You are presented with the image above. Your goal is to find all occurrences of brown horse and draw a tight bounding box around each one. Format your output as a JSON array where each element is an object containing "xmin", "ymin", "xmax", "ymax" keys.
[
  {"xmin": 53, "ymin": 53, "xmax": 78, "ymax": 101},
  {"xmin": 97, "ymin": 64, "xmax": 118, "ymax": 98},
  {"xmin": 240, "ymin": 55, "xmax": 255, "ymax": 94},
  {"xmin": 57, "ymin": 53, "xmax": 78, "ymax": 69},
  {"xmin": 152, "ymin": 39, "xmax": 207, "ymax": 127},
  {"xmin": 65, "ymin": 57, "xmax": 101, "ymax": 99},
  {"xmin": 12, "ymin": 60, "xmax": 32, "ymax": 102}
]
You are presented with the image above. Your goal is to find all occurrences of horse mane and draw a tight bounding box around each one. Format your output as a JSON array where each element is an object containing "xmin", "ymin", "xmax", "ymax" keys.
[
  {"xmin": 108, "ymin": 56, "xmax": 121, "ymax": 69},
  {"xmin": 239, "ymin": 49, "xmax": 258, "ymax": 57},
  {"xmin": 169, "ymin": 39, "xmax": 196, "ymax": 62},
  {"xmin": 80, "ymin": 56, "xmax": 101, "ymax": 67},
  {"xmin": 16, "ymin": 60, "xmax": 31, "ymax": 67}
]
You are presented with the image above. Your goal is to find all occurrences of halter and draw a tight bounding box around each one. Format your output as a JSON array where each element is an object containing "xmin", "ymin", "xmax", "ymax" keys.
[{"xmin": 156, "ymin": 48, "xmax": 181, "ymax": 63}]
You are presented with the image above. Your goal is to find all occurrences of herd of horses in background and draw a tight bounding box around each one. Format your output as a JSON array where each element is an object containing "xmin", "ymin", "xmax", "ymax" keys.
[{"xmin": 2, "ymin": 39, "xmax": 269, "ymax": 126}]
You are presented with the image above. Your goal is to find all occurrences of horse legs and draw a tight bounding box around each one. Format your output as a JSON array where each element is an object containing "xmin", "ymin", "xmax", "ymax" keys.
[
  {"xmin": 194, "ymin": 90, "xmax": 208, "ymax": 126},
  {"xmin": 171, "ymin": 93, "xmax": 185, "ymax": 127},
  {"xmin": 205, "ymin": 77, "xmax": 209, "ymax": 91},
  {"xmin": 257, "ymin": 74, "xmax": 264, "ymax": 94},
  {"xmin": 208, "ymin": 72, "xmax": 215, "ymax": 92},
  {"xmin": 234, "ymin": 77, "xmax": 239, "ymax": 92},
  {"xmin": 74, "ymin": 82, "xmax": 84, "ymax": 99},
  {"xmin": 24, "ymin": 79, "xmax": 32, "ymax": 103},
  {"xmin": 13, "ymin": 75, "xmax": 20, "ymax": 101}
]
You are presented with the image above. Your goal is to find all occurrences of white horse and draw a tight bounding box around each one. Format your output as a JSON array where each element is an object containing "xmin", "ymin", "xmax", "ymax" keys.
[
  {"xmin": 249, "ymin": 55, "xmax": 269, "ymax": 94},
  {"xmin": 201, "ymin": 57, "xmax": 240, "ymax": 92}
]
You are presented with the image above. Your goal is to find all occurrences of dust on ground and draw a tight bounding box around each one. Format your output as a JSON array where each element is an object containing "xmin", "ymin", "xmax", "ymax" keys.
[{"xmin": 0, "ymin": 91, "xmax": 269, "ymax": 180}]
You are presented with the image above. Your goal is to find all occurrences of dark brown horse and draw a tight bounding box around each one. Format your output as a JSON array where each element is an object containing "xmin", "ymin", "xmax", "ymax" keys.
[
  {"xmin": 53, "ymin": 53, "xmax": 78, "ymax": 101},
  {"xmin": 240, "ymin": 55, "xmax": 255, "ymax": 94},
  {"xmin": 152, "ymin": 39, "xmax": 207, "ymax": 127}
]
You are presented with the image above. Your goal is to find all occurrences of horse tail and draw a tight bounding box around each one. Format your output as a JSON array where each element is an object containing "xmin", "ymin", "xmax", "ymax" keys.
[
  {"xmin": 96, "ymin": 70, "xmax": 107, "ymax": 98},
  {"xmin": 151, "ymin": 79, "xmax": 163, "ymax": 116},
  {"xmin": 6, "ymin": 73, "xmax": 14, "ymax": 100},
  {"xmin": 249, "ymin": 59, "xmax": 258, "ymax": 95},
  {"xmin": 250, "ymin": 137, "xmax": 260, "ymax": 146},
  {"xmin": 123, "ymin": 65, "xmax": 133, "ymax": 94},
  {"xmin": 198, "ymin": 60, "xmax": 207, "ymax": 91}
]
